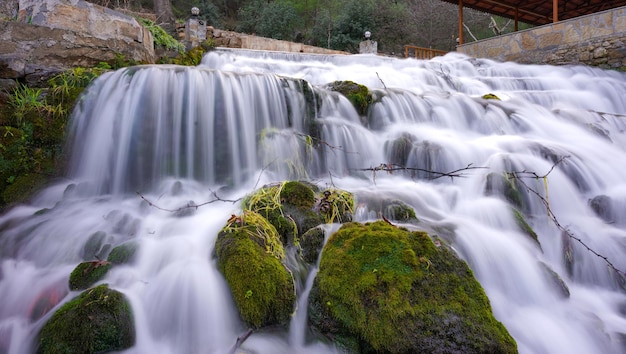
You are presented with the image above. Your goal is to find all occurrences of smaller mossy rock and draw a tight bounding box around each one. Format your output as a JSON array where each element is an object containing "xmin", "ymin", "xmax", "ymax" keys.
[
  {"xmin": 300, "ymin": 226, "xmax": 326, "ymax": 264},
  {"xmin": 317, "ymin": 189, "xmax": 354, "ymax": 224},
  {"xmin": 69, "ymin": 261, "xmax": 112, "ymax": 291},
  {"xmin": 82, "ymin": 231, "xmax": 109, "ymax": 261},
  {"xmin": 280, "ymin": 181, "xmax": 317, "ymax": 209},
  {"xmin": 512, "ymin": 209, "xmax": 541, "ymax": 249},
  {"xmin": 384, "ymin": 133, "xmax": 416, "ymax": 166},
  {"xmin": 106, "ymin": 241, "xmax": 139, "ymax": 265},
  {"xmin": 37, "ymin": 284, "xmax": 135, "ymax": 354},
  {"xmin": 328, "ymin": 81, "xmax": 372, "ymax": 116},
  {"xmin": 383, "ymin": 200, "xmax": 418, "ymax": 223},
  {"xmin": 539, "ymin": 262, "xmax": 570, "ymax": 298},
  {"xmin": 484, "ymin": 172, "xmax": 528, "ymax": 212},
  {"xmin": 310, "ymin": 221, "xmax": 517, "ymax": 354},
  {"xmin": 215, "ymin": 211, "xmax": 295, "ymax": 329},
  {"xmin": 481, "ymin": 93, "xmax": 501, "ymax": 100},
  {"xmin": 243, "ymin": 183, "xmax": 298, "ymax": 245}
]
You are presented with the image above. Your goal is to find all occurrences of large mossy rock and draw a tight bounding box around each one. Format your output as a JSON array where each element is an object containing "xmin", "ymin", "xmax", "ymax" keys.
[
  {"xmin": 215, "ymin": 210, "xmax": 296, "ymax": 329},
  {"xmin": 309, "ymin": 221, "xmax": 517, "ymax": 354},
  {"xmin": 37, "ymin": 284, "xmax": 135, "ymax": 354}
]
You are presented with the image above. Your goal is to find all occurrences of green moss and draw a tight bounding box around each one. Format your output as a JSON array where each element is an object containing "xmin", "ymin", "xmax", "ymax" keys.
[
  {"xmin": 37, "ymin": 284, "xmax": 135, "ymax": 354},
  {"xmin": 106, "ymin": 241, "xmax": 139, "ymax": 265},
  {"xmin": 512, "ymin": 208, "xmax": 541, "ymax": 248},
  {"xmin": 215, "ymin": 211, "xmax": 295, "ymax": 328},
  {"xmin": 328, "ymin": 81, "xmax": 372, "ymax": 116},
  {"xmin": 243, "ymin": 182, "xmax": 299, "ymax": 245},
  {"xmin": 68, "ymin": 261, "xmax": 112, "ymax": 291},
  {"xmin": 310, "ymin": 221, "xmax": 517, "ymax": 353},
  {"xmin": 171, "ymin": 40, "xmax": 216, "ymax": 66},
  {"xmin": 481, "ymin": 93, "xmax": 501, "ymax": 100},
  {"xmin": 300, "ymin": 226, "xmax": 326, "ymax": 264},
  {"xmin": 280, "ymin": 181, "xmax": 316, "ymax": 209},
  {"xmin": 2, "ymin": 173, "xmax": 48, "ymax": 205},
  {"xmin": 383, "ymin": 200, "xmax": 417, "ymax": 222}
]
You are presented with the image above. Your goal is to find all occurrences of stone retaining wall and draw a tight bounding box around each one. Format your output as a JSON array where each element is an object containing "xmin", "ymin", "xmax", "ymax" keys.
[
  {"xmin": 207, "ymin": 27, "xmax": 348, "ymax": 55},
  {"xmin": 458, "ymin": 6, "xmax": 626, "ymax": 68}
]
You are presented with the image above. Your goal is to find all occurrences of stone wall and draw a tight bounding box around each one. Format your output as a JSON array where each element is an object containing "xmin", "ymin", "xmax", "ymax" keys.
[
  {"xmin": 207, "ymin": 27, "xmax": 348, "ymax": 55},
  {"xmin": 458, "ymin": 6, "xmax": 626, "ymax": 68},
  {"xmin": 0, "ymin": 0, "xmax": 154, "ymax": 83}
]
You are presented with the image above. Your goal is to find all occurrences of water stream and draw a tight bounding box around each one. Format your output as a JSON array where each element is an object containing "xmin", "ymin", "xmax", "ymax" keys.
[{"xmin": 1, "ymin": 49, "xmax": 626, "ymax": 353}]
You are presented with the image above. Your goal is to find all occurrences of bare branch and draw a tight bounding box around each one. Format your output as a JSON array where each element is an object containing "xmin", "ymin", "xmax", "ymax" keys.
[
  {"xmin": 137, "ymin": 190, "xmax": 240, "ymax": 213},
  {"xmin": 356, "ymin": 163, "xmax": 488, "ymax": 180}
]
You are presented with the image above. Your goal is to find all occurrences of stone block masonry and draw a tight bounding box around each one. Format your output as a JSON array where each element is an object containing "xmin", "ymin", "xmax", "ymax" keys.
[
  {"xmin": 0, "ymin": 0, "xmax": 155, "ymax": 83},
  {"xmin": 458, "ymin": 6, "xmax": 626, "ymax": 68}
]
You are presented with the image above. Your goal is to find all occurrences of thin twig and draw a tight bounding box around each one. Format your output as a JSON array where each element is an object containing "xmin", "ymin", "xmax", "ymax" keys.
[
  {"xmin": 376, "ymin": 72, "xmax": 387, "ymax": 90},
  {"xmin": 356, "ymin": 163, "xmax": 487, "ymax": 180},
  {"xmin": 137, "ymin": 189, "xmax": 240, "ymax": 213}
]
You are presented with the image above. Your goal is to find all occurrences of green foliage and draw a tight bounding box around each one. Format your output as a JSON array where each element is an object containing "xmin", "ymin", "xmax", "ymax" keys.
[
  {"xmin": 37, "ymin": 285, "xmax": 135, "ymax": 354},
  {"xmin": 0, "ymin": 67, "xmax": 105, "ymax": 209},
  {"xmin": 137, "ymin": 17, "xmax": 185, "ymax": 53},
  {"xmin": 237, "ymin": 0, "xmax": 302, "ymax": 40},
  {"xmin": 215, "ymin": 211, "xmax": 295, "ymax": 328},
  {"xmin": 171, "ymin": 39, "xmax": 216, "ymax": 66},
  {"xmin": 318, "ymin": 188, "xmax": 354, "ymax": 224},
  {"xmin": 310, "ymin": 221, "xmax": 517, "ymax": 353}
]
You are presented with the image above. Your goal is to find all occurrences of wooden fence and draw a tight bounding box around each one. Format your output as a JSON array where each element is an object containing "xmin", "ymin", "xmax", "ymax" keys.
[{"xmin": 404, "ymin": 45, "xmax": 447, "ymax": 59}]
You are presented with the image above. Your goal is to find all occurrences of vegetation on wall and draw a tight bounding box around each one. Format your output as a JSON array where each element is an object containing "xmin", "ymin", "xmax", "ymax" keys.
[{"xmin": 0, "ymin": 58, "xmax": 140, "ymax": 210}]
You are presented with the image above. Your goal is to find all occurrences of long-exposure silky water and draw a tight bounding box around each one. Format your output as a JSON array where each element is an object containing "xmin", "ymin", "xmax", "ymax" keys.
[{"xmin": 2, "ymin": 49, "xmax": 626, "ymax": 353}]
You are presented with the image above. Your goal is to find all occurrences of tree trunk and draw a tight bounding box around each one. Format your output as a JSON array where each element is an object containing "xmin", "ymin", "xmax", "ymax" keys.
[{"xmin": 153, "ymin": 0, "xmax": 175, "ymax": 30}]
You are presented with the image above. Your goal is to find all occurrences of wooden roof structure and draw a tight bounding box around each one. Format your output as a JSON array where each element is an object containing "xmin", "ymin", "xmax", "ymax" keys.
[{"xmin": 441, "ymin": 0, "xmax": 626, "ymax": 43}]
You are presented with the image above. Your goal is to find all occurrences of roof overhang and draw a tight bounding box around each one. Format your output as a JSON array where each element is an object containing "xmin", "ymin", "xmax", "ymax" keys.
[{"xmin": 439, "ymin": 0, "xmax": 626, "ymax": 26}]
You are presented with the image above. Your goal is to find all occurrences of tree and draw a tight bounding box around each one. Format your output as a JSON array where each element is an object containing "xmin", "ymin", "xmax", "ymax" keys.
[{"xmin": 154, "ymin": 0, "xmax": 176, "ymax": 31}]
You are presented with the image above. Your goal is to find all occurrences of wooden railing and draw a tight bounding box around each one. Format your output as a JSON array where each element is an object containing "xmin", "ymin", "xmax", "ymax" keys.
[{"xmin": 404, "ymin": 45, "xmax": 447, "ymax": 59}]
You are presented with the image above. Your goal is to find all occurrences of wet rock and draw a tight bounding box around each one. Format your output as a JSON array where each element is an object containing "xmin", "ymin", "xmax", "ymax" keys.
[
  {"xmin": 106, "ymin": 241, "xmax": 139, "ymax": 265},
  {"xmin": 37, "ymin": 284, "xmax": 135, "ymax": 354},
  {"xmin": 68, "ymin": 260, "xmax": 112, "ymax": 291},
  {"xmin": 539, "ymin": 262, "xmax": 570, "ymax": 298},
  {"xmin": 327, "ymin": 80, "xmax": 372, "ymax": 116},
  {"xmin": 300, "ymin": 226, "xmax": 325, "ymax": 264},
  {"xmin": 215, "ymin": 211, "xmax": 295, "ymax": 329},
  {"xmin": 589, "ymin": 194, "xmax": 613, "ymax": 223},
  {"xmin": 309, "ymin": 221, "xmax": 517, "ymax": 353}
]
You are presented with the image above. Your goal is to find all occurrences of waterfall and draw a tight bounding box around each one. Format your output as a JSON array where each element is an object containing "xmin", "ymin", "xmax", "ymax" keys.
[{"xmin": 1, "ymin": 48, "xmax": 626, "ymax": 353}]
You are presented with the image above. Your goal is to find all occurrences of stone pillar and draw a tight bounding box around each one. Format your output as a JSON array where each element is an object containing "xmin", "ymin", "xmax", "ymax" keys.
[
  {"xmin": 185, "ymin": 7, "xmax": 206, "ymax": 49},
  {"xmin": 359, "ymin": 40, "xmax": 377, "ymax": 54}
]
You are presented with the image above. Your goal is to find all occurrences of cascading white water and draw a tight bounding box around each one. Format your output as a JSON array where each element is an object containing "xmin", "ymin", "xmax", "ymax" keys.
[{"xmin": 1, "ymin": 48, "xmax": 626, "ymax": 353}]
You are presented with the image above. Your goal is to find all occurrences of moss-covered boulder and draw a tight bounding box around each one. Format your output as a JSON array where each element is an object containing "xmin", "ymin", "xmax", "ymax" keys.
[
  {"xmin": 309, "ymin": 221, "xmax": 517, "ymax": 353},
  {"xmin": 106, "ymin": 241, "xmax": 139, "ymax": 265},
  {"xmin": 68, "ymin": 261, "xmax": 112, "ymax": 291},
  {"xmin": 242, "ymin": 181, "xmax": 354, "ymax": 245},
  {"xmin": 328, "ymin": 81, "xmax": 372, "ymax": 116},
  {"xmin": 37, "ymin": 284, "xmax": 135, "ymax": 354},
  {"xmin": 215, "ymin": 211, "xmax": 295, "ymax": 329}
]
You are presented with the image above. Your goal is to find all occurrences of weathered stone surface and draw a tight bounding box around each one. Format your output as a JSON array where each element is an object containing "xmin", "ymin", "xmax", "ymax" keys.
[
  {"xmin": 0, "ymin": 0, "xmax": 154, "ymax": 81},
  {"xmin": 207, "ymin": 26, "xmax": 347, "ymax": 55},
  {"xmin": 459, "ymin": 7, "xmax": 626, "ymax": 68}
]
